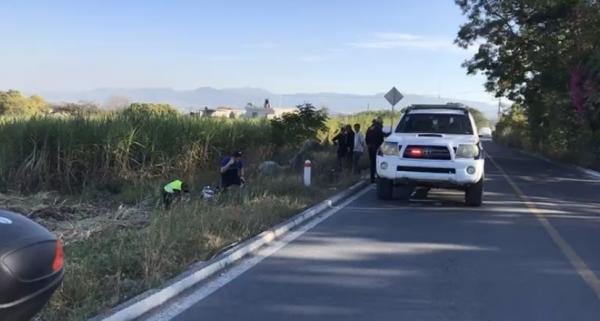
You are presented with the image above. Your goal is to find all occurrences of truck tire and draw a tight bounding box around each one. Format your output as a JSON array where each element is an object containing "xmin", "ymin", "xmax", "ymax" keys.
[
  {"xmin": 397, "ymin": 184, "xmax": 414, "ymax": 201},
  {"xmin": 465, "ymin": 177, "xmax": 484, "ymax": 206},
  {"xmin": 377, "ymin": 178, "xmax": 393, "ymax": 200},
  {"xmin": 413, "ymin": 187, "xmax": 430, "ymax": 199}
]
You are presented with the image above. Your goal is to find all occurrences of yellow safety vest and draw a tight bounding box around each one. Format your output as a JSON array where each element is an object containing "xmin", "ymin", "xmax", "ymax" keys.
[{"xmin": 164, "ymin": 180, "xmax": 183, "ymax": 193}]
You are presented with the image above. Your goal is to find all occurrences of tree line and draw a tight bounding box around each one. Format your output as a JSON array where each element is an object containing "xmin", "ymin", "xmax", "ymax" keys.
[{"xmin": 455, "ymin": 0, "xmax": 600, "ymax": 168}]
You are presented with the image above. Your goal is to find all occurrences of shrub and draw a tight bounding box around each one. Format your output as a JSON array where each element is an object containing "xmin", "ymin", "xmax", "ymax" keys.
[
  {"xmin": 493, "ymin": 105, "xmax": 531, "ymax": 150},
  {"xmin": 270, "ymin": 103, "xmax": 328, "ymax": 147},
  {"xmin": 0, "ymin": 90, "xmax": 49, "ymax": 116},
  {"xmin": 121, "ymin": 103, "xmax": 179, "ymax": 120}
]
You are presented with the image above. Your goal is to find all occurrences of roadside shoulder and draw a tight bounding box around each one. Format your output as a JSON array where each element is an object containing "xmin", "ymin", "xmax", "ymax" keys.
[{"xmin": 508, "ymin": 146, "xmax": 600, "ymax": 180}]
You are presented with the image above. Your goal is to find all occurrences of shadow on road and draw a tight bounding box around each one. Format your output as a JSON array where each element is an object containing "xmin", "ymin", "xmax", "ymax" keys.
[{"xmin": 170, "ymin": 142, "xmax": 600, "ymax": 321}]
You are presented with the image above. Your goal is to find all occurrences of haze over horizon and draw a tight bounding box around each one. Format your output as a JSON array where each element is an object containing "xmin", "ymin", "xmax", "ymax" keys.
[
  {"xmin": 32, "ymin": 86, "xmax": 500, "ymax": 120},
  {"xmin": 0, "ymin": 0, "xmax": 497, "ymax": 105}
]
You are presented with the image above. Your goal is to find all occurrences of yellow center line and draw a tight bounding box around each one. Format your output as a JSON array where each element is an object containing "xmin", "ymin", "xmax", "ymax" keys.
[{"xmin": 487, "ymin": 154, "xmax": 600, "ymax": 301}]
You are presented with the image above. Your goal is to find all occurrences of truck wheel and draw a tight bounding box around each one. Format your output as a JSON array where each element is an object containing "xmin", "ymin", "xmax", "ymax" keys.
[
  {"xmin": 465, "ymin": 177, "xmax": 484, "ymax": 206},
  {"xmin": 397, "ymin": 184, "xmax": 414, "ymax": 201},
  {"xmin": 377, "ymin": 178, "xmax": 393, "ymax": 200},
  {"xmin": 413, "ymin": 187, "xmax": 430, "ymax": 199}
]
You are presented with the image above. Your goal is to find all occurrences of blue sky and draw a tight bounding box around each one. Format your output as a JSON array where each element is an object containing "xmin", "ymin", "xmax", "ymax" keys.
[{"xmin": 0, "ymin": 0, "xmax": 495, "ymax": 103}]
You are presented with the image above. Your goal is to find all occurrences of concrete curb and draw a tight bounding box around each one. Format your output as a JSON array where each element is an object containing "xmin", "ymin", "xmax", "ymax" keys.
[
  {"xmin": 93, "ymin": 180, "xmax": 370, "ymax": 321},
  {"xmin": 515, "ymin": 149, "xmax": 600, "ymax": 180}
]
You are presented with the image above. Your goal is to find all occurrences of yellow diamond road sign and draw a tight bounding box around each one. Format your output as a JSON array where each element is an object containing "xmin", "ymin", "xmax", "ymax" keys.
[{"xmin": 384, "ymin": 87, "xmax": 403, "ymax": 107}]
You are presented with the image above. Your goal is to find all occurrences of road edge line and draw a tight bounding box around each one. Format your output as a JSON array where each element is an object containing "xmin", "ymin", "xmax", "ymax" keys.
[
  {"xmin": 487, "ymin": 155, "xmax": 600, "ymax": 301},
  {"xmin": 92, "ymin": 180, "xmax": 370, "ymax": 321}
]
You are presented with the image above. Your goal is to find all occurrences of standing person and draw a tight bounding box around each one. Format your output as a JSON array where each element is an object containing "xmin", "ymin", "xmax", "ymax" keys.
[
  {"xmin": 332, "ymin": 126, "xmax": 348, "ymax": 169},
  {"xmin": 365, "ymin": 118, "xmax": 385, "ymax": 183},
  {"xmin": 220, "ymin": 151, "xmax": 245, "ymax": 189},
  {"xmin": 345, "ymin": 124, "xmax": 355, "ymax": 169},
  {"xmin": 352, "ymin": 123, "xmax": 366, "ymax": 174}
]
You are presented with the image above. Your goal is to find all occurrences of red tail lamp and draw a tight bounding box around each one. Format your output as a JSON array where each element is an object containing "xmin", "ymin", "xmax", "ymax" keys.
[
  {"xmin": 52, "ymin": 240, "xmax": 64, "ymax": 272},
  {"xmin": 0, "ymin": 210, "xmax": 65, "ymax": 321}
]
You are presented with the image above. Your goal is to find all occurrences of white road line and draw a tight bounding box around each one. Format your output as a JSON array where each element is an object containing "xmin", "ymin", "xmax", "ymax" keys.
[{"xmin": 144, "ymin": 186, "xmax": 374, "ymax": 321}]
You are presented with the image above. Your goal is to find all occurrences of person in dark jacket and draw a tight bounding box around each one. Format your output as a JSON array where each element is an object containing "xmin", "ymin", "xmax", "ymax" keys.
[
  {"xmin": 220, "ymin": 151, "xmax": 245, "ymax": 189},
  {"xmin": 365, "ymin": 118, "xmax": 385, "ymax": 183},
  {"xmin": 332, "ymin": 127, "xmax": 348, "ymax": 169},
  {"xmin": 345, "ymin": 124, "xmax": 355, "ymax": 168}
]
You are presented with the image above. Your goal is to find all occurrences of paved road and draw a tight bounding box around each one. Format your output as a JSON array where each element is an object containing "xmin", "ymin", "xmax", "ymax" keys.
[{"xmin": 148, "ymin": 142, "xmax": 600, "ymax": 321}]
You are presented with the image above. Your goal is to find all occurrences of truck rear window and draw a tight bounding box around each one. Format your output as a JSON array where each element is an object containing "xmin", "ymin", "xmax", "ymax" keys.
[{"xmin": 395, "ymin": 113, "xmax": 473, "ymax": 135}]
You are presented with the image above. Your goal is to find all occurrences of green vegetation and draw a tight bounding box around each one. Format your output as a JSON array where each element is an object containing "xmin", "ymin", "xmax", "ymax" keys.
[
  {"xmin": 271, "ymin": 103, "xmax": 328, "ymax": 146},
  {"xmin": 121, "ymin": 102, "xmax": 179, "ymax": 119},
  {"xmin": 456, "ymin": 0, "xmax": 600, "ymax": 170},
  {"xmin": 493, "ymin": 105, "xmax": 531, "ymax": 150},
  {"xmin": 0, "ymin": 113, "xmax": 273, "ymax": 193},
  {"xmin": 39, "ymin": 156, "xmax": 355, "ymax": 321},
  {"xmin": 0, "ymin": 90, "xmax": 49, "ymax": 116},
  {"xmin": 0, "ymin": 102, "xmax": 333, "ymax": 194},
  {"xmin": 468, "ymin": 107, "xmax": 490, "ymax": 128},
  {"xmin": 0, "ymin": 100, "xmax": 360, "ymax": 320}
]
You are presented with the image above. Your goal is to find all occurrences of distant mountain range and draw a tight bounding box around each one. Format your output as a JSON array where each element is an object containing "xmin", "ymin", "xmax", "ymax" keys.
[{"xmin": 37, "ymin": 87, "xmax": 499, "ymax": 120}]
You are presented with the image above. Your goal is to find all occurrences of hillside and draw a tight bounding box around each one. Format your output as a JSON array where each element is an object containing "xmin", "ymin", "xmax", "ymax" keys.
[{"xmin": 36, "ymin": 87, "xmax": 499, "ymax": 121}]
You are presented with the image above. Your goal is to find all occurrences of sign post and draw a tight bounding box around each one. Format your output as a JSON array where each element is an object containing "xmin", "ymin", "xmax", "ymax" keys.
[{"xmin": 384, "ymin": 87, "xmax": 403, "ymax": 133}]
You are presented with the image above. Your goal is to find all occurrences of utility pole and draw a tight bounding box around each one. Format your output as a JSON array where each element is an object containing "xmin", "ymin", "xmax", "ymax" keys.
[{"xmin": 497, "ymin": 98, "xmax": 502, "ymax": 119}]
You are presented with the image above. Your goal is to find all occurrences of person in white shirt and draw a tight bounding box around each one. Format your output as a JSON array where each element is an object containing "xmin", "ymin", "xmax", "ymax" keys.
[{"xmin": 352, "ymin": 123, "xmax": 366, "ymax": 174}]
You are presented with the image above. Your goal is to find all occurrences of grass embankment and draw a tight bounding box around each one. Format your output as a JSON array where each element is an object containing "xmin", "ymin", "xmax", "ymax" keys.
[
  {"xmin": 0, "ymin": 114, "xmax": 360, "ymax": 320},
  {"xmin": 40, "ymin": 167, "xmax": 356, "ymax": 321}
]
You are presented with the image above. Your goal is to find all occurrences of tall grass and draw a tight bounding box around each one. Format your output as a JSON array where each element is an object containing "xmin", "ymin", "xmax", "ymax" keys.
[{"xmin": 0, "ymin": 114, "xmax": 274, "ymax": 193}]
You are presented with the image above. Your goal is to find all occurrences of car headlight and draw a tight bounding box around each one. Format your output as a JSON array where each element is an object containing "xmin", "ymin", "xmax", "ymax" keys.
[
  {"xmin": 379, "ymin": 142, "xmax": 399, "ymax": 156},
  {"xmin": 455, "ymin": 144, "xmax": 479, "ymax": 158}
]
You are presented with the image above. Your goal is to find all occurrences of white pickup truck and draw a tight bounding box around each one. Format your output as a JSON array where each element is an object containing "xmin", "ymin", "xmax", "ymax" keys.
[{"xmin": 376, "ymin": 104, "xmax": 485, "ymax": 206}]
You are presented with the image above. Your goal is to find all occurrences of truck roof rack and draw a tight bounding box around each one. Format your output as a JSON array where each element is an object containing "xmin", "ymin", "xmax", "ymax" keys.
[{"xmin": 405, "ymin": 103, "xmax": 469, "ymax": 113}]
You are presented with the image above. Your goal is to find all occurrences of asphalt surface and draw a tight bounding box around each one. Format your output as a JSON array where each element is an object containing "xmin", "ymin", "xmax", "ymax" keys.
[{"xmin": 151, "ymin": 141, "xmax": 600, "ymax": 321}]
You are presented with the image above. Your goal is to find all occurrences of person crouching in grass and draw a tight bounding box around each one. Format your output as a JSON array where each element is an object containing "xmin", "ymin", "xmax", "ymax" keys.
[
  {"xmin": 220, "ymin": 151, "xmax": 245, "ymax": 189},
  {"xmin": 162, "ymin": 179, "xmax": 190, "ymax": 209}
]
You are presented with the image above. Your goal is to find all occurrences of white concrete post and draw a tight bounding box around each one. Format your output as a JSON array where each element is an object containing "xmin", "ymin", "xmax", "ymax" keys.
[{"xmin": 303, "ymin": 160, "xmax": 312, "ymax": 186}]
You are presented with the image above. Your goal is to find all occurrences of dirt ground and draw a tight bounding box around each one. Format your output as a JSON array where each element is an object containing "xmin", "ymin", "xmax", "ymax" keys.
[{"xmin": 0, "ymin": 192, "xmax": 149, "ymax": 245}]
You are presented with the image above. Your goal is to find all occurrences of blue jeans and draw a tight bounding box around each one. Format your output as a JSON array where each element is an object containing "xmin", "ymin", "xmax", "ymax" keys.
[{"xmin": 352, "ymin": 151, "xmax": 362, "ymax": 174}]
